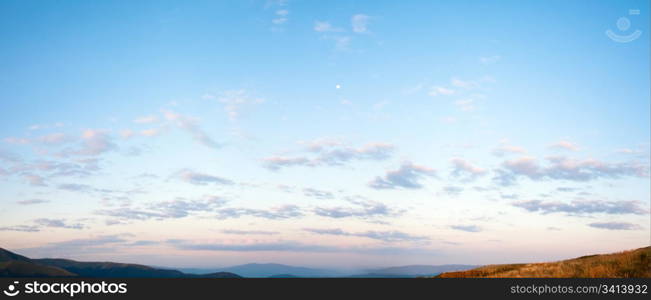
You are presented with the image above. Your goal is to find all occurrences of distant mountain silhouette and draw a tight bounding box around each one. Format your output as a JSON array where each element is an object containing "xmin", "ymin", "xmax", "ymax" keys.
[
  {"xmin": 268, "ymin": 274, "xmax": 301, "ymax": 278},
  {"xmin": 206, "ymin": 263, "xmax": 344, "ymax": 278},
  {"xmin": 0, "ymin": 248, "xmax": 240, "ymax": 278}
]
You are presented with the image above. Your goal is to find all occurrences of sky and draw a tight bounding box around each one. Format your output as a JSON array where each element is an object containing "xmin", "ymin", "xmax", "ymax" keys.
[{"xmin": 0, "ymin": 0, "xmax": 649, "ymax": 271}]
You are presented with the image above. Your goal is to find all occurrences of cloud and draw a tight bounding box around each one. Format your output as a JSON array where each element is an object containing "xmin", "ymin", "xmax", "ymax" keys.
[
  {"xmin": 168, "ymin": 239, "xmax": 434, "ymax": 255},
  {"xmin": 556, "ymin": 187, "xmax": 579, "ymax": 192},
  {"xmin": 27, "ymin": 122, "xmax": 64, "ymax": 131},
  {"xmin": 204, "ymin": 90, "xmax": 265, "ymax": 121},
  {"xmin": 148, "ymin": 196, "xmax": 227, "ymax": 218},
  {"xmin": 162, "ymin": 110, "xmax": 220, "ymax": 148},
  {"xmin": 428, "ymin": 86, "xmax": 455, "ymax": 97},
  {"xmin": 133, "ymin": 115, "xmax": 159, "ymax": 124},
  {"xmin": 314, "ymin": 200, "xmax": 401, "ymax": 219},
  {"xmin": 24, "ymin": 174, "xmax": 47, "ymax": 186},
  {"xmin": 450, "ymin": 76, "xmax": 494, "ymax": 90},
  {"xmin": 36, "ymin": 133, "xmax": 69, "ymax": 145},
  {"xmin": 34, "ymin": 218, "xmax": 85, "ymax": 230},
  {"xmin": 496, "ymin": 156, "xmax": 649, "ymax": 184},
  {"xmin": 451, "ymin": 78, "xmax": 479, "ymax": 89},
  {"xmin": 272, "ymin": 9, "xmax": 289, "ymax": 24},
  {"xmin": 492, "ymin": 141, "xmax": 527, "ymax": 157},
  {"xmin": 479, "ymin": 55, "xmax": 501, "ymax": 64},
  {"xmin": 512, "ymin": 199, "xmax": 648, "ymax": 216},
  {"xmin": 314, "ymin": 21, "xmax": 342, "ymax": 32},
  {"xmin": 450, "ymin": 158, "xmax": 487, "ymax": 180},
  {"xmin": 368, "ymin": 161, "xmax": 436, "ymax": 190},
  {"xmin": 588, "ymin": 222, "xmax": 642, "ymax": 230},
  {"xmin": 442, "ymin": 186, "xmax": 464, "ymax": 196},
  {"xmin": 16, "ymin": 199, "xmax": 50, "ymax": 205},
  {"xmin": 215, "ymin": 205, "xmax": 303, "ymax": 220},
  {"xmin": 450, "ymin": 225, "xmax": 482, "ymax": 232},
  {"xmin": 303, "ymin": 188, "xmax": 335, "ymax": 200},
  {"xmin": 454, "ymin": 99, "xmax": 475, "ymax": 111},
  {"xmin": 16, "ymin": 234, "xmax": 130, "ymax": 257},
  {"xmin": 550, "ymin": 140, "xmax": 581, "ymax": 151},
  {"xmin": 0, "ymin": 225, "xmax": 40, "ymax": 232},
  {"xmin": 57, "ymin": 183, "xmax": 93, "ymax": 192},
  {"xmin": 171, "ymin": 240, "xmax": 339, "ymax": 253},
  {"xmin": 221, "ymin": 229, "xmax": 279, "ymax": 235},
  {"xmin": 263, "ymin": 141, "xmax": 395, "ymax": 171},
  {"xmin": 97, "ymin": 195, "xmax": 226, "ymax": 221},
  {"xmin": 96, "ymin": 208, "xmax": 166, "ymax": 221},
  {"xmin": 351, "ymin": 14, "xmax": 371, "ymax": 33},
  {"xmin": 175, "ymin": 169, "xmax": 234, "ymax": 185},
  {"xmin": 303, "ymin": 228, "xmax": 428, "ymax": 242},
  {"xmin": 74, "ymin": 130, "xmax": 116, "ymax": 156}
]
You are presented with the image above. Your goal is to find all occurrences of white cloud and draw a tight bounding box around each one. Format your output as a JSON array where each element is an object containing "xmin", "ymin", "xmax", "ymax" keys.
[
  {"xmin": 272, "ymin": 9, "xmax": 289, "ymax": 24},
  {"xmin": 133, "ymin": 115, "xmax": 159, "ymax": 124},
  {"xmin": 263, "ymin": 140, "xmax": 395, "ymax": 171},
  {"xmin": 162, "ymin": 110, "xmax": 220, "ymax": 148},
  {"xmin": 492, "ymin": 140, "xmax": 527, "ymax": 157},
  {"xmin": 314, "ymin": 21, "xmax": 342, "ymax": 32},
  {"xmin": 479, "ymin": 55, "xmax": 501, "ymax": 64},
  {"xmin": 450, "ymin": 158, "xmax": 487, "ymax": 180},
  {"xmin": 428, "ymin": 86, "xmax": 455, "ymax": 97},
  {"xmin": 454, "ymin": 99, "xmax": 475, "ymax": 111},
  {"xmin": 550, "ymin": 140, "xmax": 581, "ymax": 151},
  {"xmin": 207, "ymin": 90, "xmax": 265, "ymax": 121},
  {"xmin": 351, "ymin": 14, "xmax": 371, "ymax": 33}
]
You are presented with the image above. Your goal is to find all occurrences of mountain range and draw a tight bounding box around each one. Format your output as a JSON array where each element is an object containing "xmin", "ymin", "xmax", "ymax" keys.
[
  {"xmin": 1, "ymin": 247, "xmax": 476, "ymax": 278},
  {"xmin": 0, "ymin": 247, "xmax": 240, "ymax": 278}
]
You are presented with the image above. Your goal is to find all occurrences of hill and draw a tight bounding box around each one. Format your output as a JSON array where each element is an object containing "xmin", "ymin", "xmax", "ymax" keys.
[
  {"xmin": 0, "ymin": 260, "xmax": 75, "ymax": 277},
  {"xmin": 357, "ymin": 264, "xmax": 477, "ymax": 277},
  {"xmin": 435, "ymin": 246, "xmax": 651, "ymax": 278},
  {"xmin": 0, "ymin": 247, "xmax": 240, "ymax": 278},
  {"xmin": 211, "ymin": 263, "xmax": 343, "ymax": 278}
]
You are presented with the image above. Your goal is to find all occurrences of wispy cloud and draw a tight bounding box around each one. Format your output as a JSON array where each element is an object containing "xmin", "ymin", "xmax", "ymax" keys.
[
  {"xmin": 314, "ymin": 21, "xmax": 342, "ymax": 32},
  {"xmin": 479, "ymin": 55, "xmax": 501, "ymax": 64},
  {"xmin": 588, "ymin": 222, "xmax": 642, "ymax": 230},
  {"xmin": 263, "ymin": 140, "xmax": 394, "ymax": 171},
  {"xmin": 214, "ymin": 205, "xmax": 303, "ymax": 220},
  {"xmin": 450, "ymin": 158, "xmax": 487, "ymax": 181},
  {"xmin": 221, "ymin": 229, "xmax": 279, "ymax": 235},
  {"xmin": 450, "ymin": 225, "xmax": 482, "ymax": 232},
  {"xmin": 513, "ymin": 199, "xmax": 648, "ymax": 216},
  {"xmin": 550, "ymin": 140, "xmax": 581, "ymax": 151},
  {"xmin": 16, "ymin": 199, "xmax": 50, "ymax": 205},
  {"xmin": 368, "ymin": 161, "xmax": 436, "ymax": 190},
  {"xmin": 303, "ymin": 228, "xmax": 428, "ymax": 242},
  {"xmin": 351, "ymin": 14, "xmax": 371, "ymax": 33},
  {"xmin": 0, "ymin": 225, "xmax": 40, "ymax": 232},
  {"xmin": 204, "ymin": 90, "xmax": 265, "ymax": 121},
  {"xmin": 314, "ymin": 200, "xmax": 401, "ymax": 219},
  {"xmin": 162, "ymin": 110, "xmax": 220, "ymax": 148},
  {"xmin": 303, "ymin": 187, "xmax": 335, "ymax": 200},
  {"xmin": 174, "ymin": 169, "xmax": 234, "ymax": 186},
  {"xmin": 494, "ymin": 156, "xmax": 648, "ymax": 185},
  {"xmin": 34, "ymin": 218, "xmax": 85, "ymax": 230}
]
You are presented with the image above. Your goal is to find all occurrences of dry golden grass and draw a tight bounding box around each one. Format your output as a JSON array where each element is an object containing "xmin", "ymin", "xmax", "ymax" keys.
[{"xmin": 435, "ymin": 246, "xmax": 650, "ymax": 278}]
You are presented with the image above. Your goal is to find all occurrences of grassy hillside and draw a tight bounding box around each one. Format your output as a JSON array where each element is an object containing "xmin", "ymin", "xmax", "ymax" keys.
[
  {"xmin": 0, "ymin": 260, "xmax": 75, "ymax": 277},
  {"xmin": 436, "ymin": 246, "xmax": 650, "ymax": 278}
]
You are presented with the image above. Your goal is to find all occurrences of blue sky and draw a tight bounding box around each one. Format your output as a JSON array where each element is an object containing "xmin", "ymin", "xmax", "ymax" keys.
[{"xmin": 0, "ymin": 0, "xmax": 649, "ymax": 270}]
